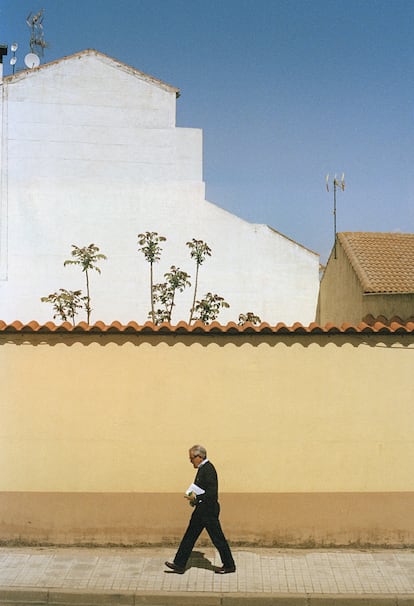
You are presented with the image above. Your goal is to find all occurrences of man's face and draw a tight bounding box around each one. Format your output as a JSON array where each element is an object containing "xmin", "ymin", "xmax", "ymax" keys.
[{"xmin": 189, "ymin": 450, "xmax": 202, "ymax": 468}]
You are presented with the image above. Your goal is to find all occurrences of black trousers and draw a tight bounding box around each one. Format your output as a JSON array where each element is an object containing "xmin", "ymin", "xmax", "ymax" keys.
[{"xmin": 174, "ymin": 502, "xmax": 235, "ymax": 569}]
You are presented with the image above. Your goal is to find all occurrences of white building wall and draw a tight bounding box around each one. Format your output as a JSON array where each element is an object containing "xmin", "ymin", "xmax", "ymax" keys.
[
  {"xmin": 0, "ymin": 50, "xmax": 319, "ymax": 325},
  {"xmin": 0, "ymin": 62, "xmax": 8, "ymax": 281}
]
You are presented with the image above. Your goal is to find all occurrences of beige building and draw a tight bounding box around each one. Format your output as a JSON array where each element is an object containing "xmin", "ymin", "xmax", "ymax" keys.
[
  {"xmin": 317, "ymin": 232, "xmax": 414, "ymax": 326},
  {"xmin": 1, "ymin": 318, "xmax": 414, "ymax": 546}
]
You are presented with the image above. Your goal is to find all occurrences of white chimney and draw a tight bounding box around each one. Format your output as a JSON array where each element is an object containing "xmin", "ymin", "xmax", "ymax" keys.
[{"xmin": 0, "ymin": 45, "xmax": 8, "ymax": 83}]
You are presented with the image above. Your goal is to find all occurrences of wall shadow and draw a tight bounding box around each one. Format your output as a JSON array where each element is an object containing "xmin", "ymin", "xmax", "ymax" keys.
[{"xmin": 1, "ymin": 332, "xmax": 414, "ymax": 349}]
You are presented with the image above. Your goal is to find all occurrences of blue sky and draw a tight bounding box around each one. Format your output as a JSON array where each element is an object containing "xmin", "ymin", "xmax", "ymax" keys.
[{"xmin": 2, "ymin": 0, "xmax": 414, "ymax": 263}]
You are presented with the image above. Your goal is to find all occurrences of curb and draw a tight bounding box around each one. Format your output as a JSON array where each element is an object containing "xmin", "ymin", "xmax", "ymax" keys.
[{"xmin": 0, "ymin": 589, "xmax": 414, "ymax": 606}]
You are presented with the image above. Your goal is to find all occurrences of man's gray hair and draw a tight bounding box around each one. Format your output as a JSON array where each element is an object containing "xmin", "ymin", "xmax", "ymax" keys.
[{"xmin": 190, "ymin": 444, "xmax": 207, "ymax": 459}]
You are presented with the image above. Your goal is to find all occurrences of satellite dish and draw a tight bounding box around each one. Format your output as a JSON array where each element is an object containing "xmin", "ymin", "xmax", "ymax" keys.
[{"xmin": 24, "ymin": 53, "xmax": 40, "ymax": 68}]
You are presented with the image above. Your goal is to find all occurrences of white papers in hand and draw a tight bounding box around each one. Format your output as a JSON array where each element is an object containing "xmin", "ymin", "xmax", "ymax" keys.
[{"xmin": 186, "ymin": 483, "xmax": 205, "ymax": 496}]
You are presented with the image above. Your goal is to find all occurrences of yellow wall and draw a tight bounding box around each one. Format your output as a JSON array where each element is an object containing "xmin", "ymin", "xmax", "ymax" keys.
[
  {"xmin": 1, "ymin": 330, "xmax": 414, "ymax": 545},
  {"xmin": 317, "ymin": 243, "xmax": 364, "ymax": 325}
]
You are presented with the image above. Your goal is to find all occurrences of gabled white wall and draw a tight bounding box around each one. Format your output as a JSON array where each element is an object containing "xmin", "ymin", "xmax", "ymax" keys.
[{"xmin": 0, "ymin": 51, "xmax": 319, "ymax": 325}]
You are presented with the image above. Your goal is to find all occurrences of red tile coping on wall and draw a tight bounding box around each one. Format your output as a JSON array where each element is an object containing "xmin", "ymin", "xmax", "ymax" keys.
[{"xmin": 1, "ymin": 318, "xmax": 414, "ymax": 334}]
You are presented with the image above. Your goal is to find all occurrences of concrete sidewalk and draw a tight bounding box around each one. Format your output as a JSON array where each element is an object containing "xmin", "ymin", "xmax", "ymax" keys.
[{"xmin": 0, "ymin": 546, "xmax": 414, "ymax": 605}]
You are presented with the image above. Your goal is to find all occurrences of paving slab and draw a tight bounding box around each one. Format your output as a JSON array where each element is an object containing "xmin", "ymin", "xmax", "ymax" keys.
[{"xmin": 0, "ymin": 546, "xmax": 413, "ymax": 605}]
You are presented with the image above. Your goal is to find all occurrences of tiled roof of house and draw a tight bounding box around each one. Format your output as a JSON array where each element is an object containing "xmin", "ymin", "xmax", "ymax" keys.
[
  {"xmin": 338, "ymin": 232, "xmax": 414, "ymax": 294},
  {"xmin": 1, "ymin": 319, "xmax": 414, "ymax": 335}
]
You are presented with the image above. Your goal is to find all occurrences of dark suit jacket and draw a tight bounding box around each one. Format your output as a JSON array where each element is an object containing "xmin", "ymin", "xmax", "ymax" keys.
[{"xmin": 194, "ymin": 460, "xmax": 219, "ymax": 510}]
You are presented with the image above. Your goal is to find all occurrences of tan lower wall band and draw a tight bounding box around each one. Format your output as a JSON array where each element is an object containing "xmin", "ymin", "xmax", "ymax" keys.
[{"xmin": 1, "ymin": 492, "xmax": 413, "ymax": 546}]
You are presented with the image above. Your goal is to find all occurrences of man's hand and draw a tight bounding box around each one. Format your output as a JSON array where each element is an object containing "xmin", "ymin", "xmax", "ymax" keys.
[{"xmin": 184, "ymin": 491, "xmax": 197, "ymax": 506}]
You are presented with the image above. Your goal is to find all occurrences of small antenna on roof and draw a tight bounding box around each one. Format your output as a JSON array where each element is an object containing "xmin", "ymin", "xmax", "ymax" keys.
[
  {"xmin": 25, "ymin": 8, "xmax": 47, "ymax": 68},
  {"xmin": 326, "ymin": 173, "xmax": 345, "ymax": 259}
]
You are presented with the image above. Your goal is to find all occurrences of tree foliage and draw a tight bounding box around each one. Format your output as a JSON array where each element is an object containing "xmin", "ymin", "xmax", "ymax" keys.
[
  {"xmin": 41, "ymin": 233, "xmax": 243, "ymax": 326},
  {"xmin": 192, "ymin": 292, "xmax": 230, "ymax": 324},
  {"xmin": 41, "ymin": 289, "xmax": 86, "ymax": 325},
  {"xmin": 63, "ymin": 243, "xmax": 107, "ymax": 323},
  {"xmin": 152, "ymin": 265, "xmax": 191, "ymax": 323},
  {"xmin": 137, "ymin": 232, "xmax": 166, "ymax": 323},
  {"xmin": 186, "ymin": 239, "xmax": 212, "ymax": 323},
  {"xmin": 137, "ymin": 234, "xmax": 230, "ymax": 325},
  {"xmin": 238, "ymin": 312, "xmax": 262, "ymax": 326}
]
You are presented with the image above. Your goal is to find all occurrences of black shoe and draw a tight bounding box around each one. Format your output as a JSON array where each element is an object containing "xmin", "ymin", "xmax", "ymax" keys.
[
  {"xmin": 165, "ymin": 561, "xmax": 185, "ymax": 574},
  {"xmin": 215, "ymin": 565, "xmax": 236, "ymax": 574}
]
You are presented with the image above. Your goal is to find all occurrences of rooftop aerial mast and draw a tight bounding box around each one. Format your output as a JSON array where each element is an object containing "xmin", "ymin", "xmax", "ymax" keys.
[
  {"xmin": 24, "ymin": 9, "xmax": 47, "ymax": 68},
  {"xmin": 26, "ymin": 9, "xmax": 47, "ymax": 55},
  {"xmin": 326, "ymin": 173, "xmax": 345, "ymax": 260}
]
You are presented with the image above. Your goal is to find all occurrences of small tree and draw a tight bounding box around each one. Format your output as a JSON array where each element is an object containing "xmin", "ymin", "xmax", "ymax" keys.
[
  {"xmin": 151, "ymin": 285, "xmax": 171, "ymax": 324},
  {"xmin": 238, "ymin": 312, "xmax": 262, "ymax": 326},
  {"xmin": 63, "ymin": 243, "xmax": 107, "ymax": 324},
  {"xmin": 41, "ymin": 289, "xmax": 86, "ymax": 326},
  {"xmin": 192, "ymin": 292, "xmax": 230, "ymax": 325},
  {"xmin": 138, "ymin": 232, "xmax": 166, "ymax": 323},
  {"xmin": 186, "ymin": 239, "xmax": 212, "ymax": 323},
  {"xmin": 151, "ymin": 266, "xmax": 191, "ymax": 324}
]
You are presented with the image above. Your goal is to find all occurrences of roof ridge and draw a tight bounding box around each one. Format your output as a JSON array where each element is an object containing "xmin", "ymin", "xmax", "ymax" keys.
[{"xmin": 4, "ymin": 48, "xmax": 180, "ymax": 96}]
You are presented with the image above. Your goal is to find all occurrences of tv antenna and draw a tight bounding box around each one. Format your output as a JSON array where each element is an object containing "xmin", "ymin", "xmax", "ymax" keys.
[
  {"xmin": 25, "ymin": 8, "xmax": 47, "ymax": 68},
  {"xmin": 326, "ymin": 173, "xmax": 345, "ymax": 259}
]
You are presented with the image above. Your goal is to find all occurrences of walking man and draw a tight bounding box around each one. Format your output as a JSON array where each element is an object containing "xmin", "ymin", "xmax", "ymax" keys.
[{"xmin": 165, "ymin": 444, "xmax": 236, "ymax": 574}]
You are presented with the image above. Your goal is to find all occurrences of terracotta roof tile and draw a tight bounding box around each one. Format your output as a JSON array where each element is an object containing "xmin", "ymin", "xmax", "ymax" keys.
[
  {"xmin": 363, "ymin": 313, "xmax": 414, "ymax": 326},
  {"xmin": 1, "ymin": 319, "xmax": 414, "ymax": 335},
  {"xmin": 338, "ymin": 232, "xmax": 414, "ymax": 294}
]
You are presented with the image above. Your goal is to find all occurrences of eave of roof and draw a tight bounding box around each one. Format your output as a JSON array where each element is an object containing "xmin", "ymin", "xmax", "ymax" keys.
[
  {"xmin": 4, "ymin": 48, "xmax": 181, "ymax": 97},
  {"xmin": 1, "ymin": 319, "xmax": 414, "ymax": 335}
]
